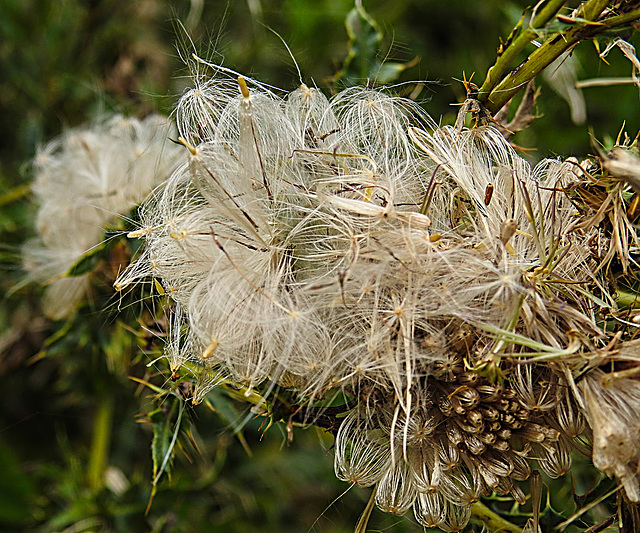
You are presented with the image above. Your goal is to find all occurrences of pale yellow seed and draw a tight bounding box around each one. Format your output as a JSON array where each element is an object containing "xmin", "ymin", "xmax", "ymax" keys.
[
  {"xmin": 238, "ymin": 76, "xmax": 250, "ymax": 98},
  {"xmin": 201, "ymin": 338, "xmax": 220, "ymax": 360},
  {"xmin": 127, "ymin": 227, "xmax": 152, "ymax": 239}
]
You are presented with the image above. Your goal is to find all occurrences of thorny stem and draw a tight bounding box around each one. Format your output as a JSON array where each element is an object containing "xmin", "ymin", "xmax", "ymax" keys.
[
  {"xmin": 471, "ymin": 501, "xmax": 522, "ymax": 533},
  {"xmin": 478, "ymin": 0, "xmax": 640, "ymax": 114},
  {"xmin": 478, "ymin": 0, "xmax": 567, "ymax": 99},
  {"xmin": 485, "ymin": 0, "xmax": 607, "ymax": 113},
  {"xmin": 607, "ymin": 6, "xmax": 640, "ymax": 28}
]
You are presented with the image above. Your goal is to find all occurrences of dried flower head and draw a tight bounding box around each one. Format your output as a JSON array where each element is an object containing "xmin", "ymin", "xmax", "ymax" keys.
[
  {"xmin": 114, "ymin": 60, "xmax": 640, "ymax": 530},
  {"xmin": 579, "ymin": 361, "xmax": 640, "ymax": 502}
]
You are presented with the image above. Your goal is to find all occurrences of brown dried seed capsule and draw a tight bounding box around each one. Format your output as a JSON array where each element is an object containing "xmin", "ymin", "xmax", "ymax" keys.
[
  {"xmin": 447, "ymin": 424, "xmax": 464, "ymax": 445},
  {"xmin": 493, "ymin": 439, "xmax": 510, "ymax": 452},
  {"xmin": 502, "ymin": 413, "xmax": 516, "ymax": 425},
  {"xmin": 490, "ymin": 421, "xmax": 502, "ymax": 432},
  {"xmin": 481, "ymin": 453, "xmax": 514, "ymax": 477},
  {"xmin": 495, "ymin": 476, "xmax": 513, "ymax": 495},
  {"xmin": 477, "ymin": 463, "xmax": 499, "ymax": 489},
  {"xmin": 536, "ymin": 438, "xmax": 572, "ymax": 478},
  {"xmin": 503, "ymin": 389, "xmax": 516, "ymax": 400},
  {"xmin": 480, "ymin": 406, "xmax": 500, "ymax": 421},
  {"xmin": 496, "ymin": 428, "xmax": 512, "ymax": 440},
  {"xmin": 461, "ymin": 390, "xmax": 481, "ymax": 410},
  {"xmin": 511, "ymin": 483, "xmax": 527, "ymax": 504},
  {"xmin": 439, "ymin": 439, "xmax": 460, "ymax": 469},
  {"xmin": 477, "ymin": 384, "xmax": 504, "ymax": 402},
  {"xmin": 433, "ymin": 355, "xmax": 463, "ymax": 381},
  {"xmin": 510, "ymin": 452, "xmax": 531, "ymax": 481},
  {"xmin": 450, "ymin": 386, "xmax": 480, "ymax": 410},
  {"xmin": 457, "ymin": 372, "xmax": 479, "ymax": 385},
  {"xmin": 514, "ymin": 407, "xmax": 530, "ymax": 420},
  {"xmin": 438, "ymin": 395, "xmax": 453, "ymax": 416},
  {"xmin": 478, "ymin": 432, "xmax": 496, "ymax": 445},
  {"xmin": 466, "ymin": 410, "xmax": 483, "ymax": 427},
  {"xmin": 448, "ymin": 327, "xmax": 474, "ymax": 355},
  {"xmin": 498, "ymin": 399, "xmax": 511, "ymax": 411},
  {"xmin": 518, "ymin": 423, "xmax": 546, "ymax": 443},
  {"xmin": 465, "ymin": 434, "xmax": 486, "ymax": 455},
  {"xmin": 452, "ymin": 400, "xmax": 467, "ymax": 416},
  {"xmin": 555, "ymin": 396, "xmax": 585, "ymax": 437},
  {"xmin": 509, "ymin": 420, "xmax": 524, "ymax": 430},
  {"xmin": 456, "ymin": 418, "xmax": 484, "ymax": 434}
]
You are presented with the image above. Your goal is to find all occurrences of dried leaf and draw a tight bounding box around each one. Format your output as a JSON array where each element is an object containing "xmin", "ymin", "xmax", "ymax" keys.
[
  {"xmin": 497, "ymin": 80, "xmax": 541, "ymax": 138},
  {"xmin": 602, "ymin": 147, "xmax": 640, "ymax": 194},
  {"xmin": 543, "ymin": 51, "xmax": 586, "ymax": 125}
]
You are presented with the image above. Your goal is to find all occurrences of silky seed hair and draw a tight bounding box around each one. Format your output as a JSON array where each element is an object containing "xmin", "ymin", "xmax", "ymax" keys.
[{"xmin": 579, "ymin": 365, "xmax": 640, "ymax": 501}]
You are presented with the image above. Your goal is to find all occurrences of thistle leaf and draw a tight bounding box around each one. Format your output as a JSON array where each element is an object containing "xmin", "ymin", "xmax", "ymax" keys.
[
  {"xmin": 65, "ymin": 243, "xmax": 105, "ymax": 277},
  {"xmin": 150, "ymin": 398, "xmax": 182, "ymax": 486}
]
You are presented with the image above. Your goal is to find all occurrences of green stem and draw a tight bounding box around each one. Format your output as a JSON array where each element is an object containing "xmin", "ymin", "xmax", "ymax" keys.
[
  {"xmin": 484, "ymin": 0, "xmax": 610, "ymax": 113},
  {"xmin": 603, "ymin": 7, "xmax": 640, "ymax": 30},
  {"xmin": 471, "ymin": 501, "xmax": 522, "ymax": 533},
  {"xmin": 478, "ymin": 0, "xmax": 640, "ymax": 115},
  {"xmin": 88, "ymin": 392, "xmax": 114, "ymax": 491},
  {"xmin": 0, "ymin": 183, "xmax": 31, "ymax": 207},
  {"xmin": 478, "ymin": 0, "xmax": 567, "ymax": 100}
]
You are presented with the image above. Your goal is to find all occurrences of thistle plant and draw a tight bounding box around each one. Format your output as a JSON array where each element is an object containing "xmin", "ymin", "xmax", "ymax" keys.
[
  {"xmin": 113, "ymin": 45, "xmax": 640, "ymax": 533},
  {"xmin": 20, "ymin": 1, "xmax": 640, "ymax": 532}
]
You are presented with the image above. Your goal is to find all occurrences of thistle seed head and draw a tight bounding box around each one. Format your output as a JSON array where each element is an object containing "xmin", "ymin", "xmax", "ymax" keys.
[
  {"xmin": 111, "ymin": 63, "xmax": 640, "ymax": 529},
  {"xmin": 25, "ymin": 114, "xmax": 183, "ymax": 318}
]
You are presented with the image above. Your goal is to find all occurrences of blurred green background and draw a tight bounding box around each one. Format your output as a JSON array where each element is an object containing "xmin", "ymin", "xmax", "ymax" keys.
[{"xmin": 1, "ymin": 1, "xmax": 638, "ymax": 531}]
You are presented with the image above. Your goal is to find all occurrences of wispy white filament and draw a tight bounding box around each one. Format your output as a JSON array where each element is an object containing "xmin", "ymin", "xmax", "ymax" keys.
[{"xmin": 112, "ymin": 62, "xmax": 639, "ymax": 528}]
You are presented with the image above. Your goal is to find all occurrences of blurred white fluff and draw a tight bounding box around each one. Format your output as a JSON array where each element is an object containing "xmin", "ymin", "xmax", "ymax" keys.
[{"xmin": 24, "ymin": 114, "xmax": 183, "ymax": 319}]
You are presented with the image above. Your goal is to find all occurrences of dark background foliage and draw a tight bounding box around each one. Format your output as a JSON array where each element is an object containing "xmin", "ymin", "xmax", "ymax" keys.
[{"xmin": 0, "ymin": 1, "xmax": 638, "ymax": 531}]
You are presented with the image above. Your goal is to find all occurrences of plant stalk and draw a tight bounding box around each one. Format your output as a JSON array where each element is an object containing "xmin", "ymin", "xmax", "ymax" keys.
[
  {"xmin": 88, "ymin": 392, "xmax": 115, "ymax": 491},
  {"xmin": 471, "ymin": 501, "xmax": 522, "ymax": 533},
  {"xmin": 479, "ymin": 0, "xmax": 640, "ymax": 114},
  {"xmin": 478, "ymin": 0, "xmax": 567, "ymax": 100}
]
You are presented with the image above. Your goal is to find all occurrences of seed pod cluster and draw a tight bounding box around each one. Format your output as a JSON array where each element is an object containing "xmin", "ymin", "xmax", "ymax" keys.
[{"xmin": 334, "ymin": 360, "xmax": 579, "ymax": 531}]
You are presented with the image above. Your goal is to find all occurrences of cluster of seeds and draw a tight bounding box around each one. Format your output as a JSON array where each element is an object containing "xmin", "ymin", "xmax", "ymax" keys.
[
  {"xmin": 334, "ymin": 360, "xmax": 586, "ymax": 529},
  {"xmin": 107, "ymin": 62, "xmax": 640, "ymax": 530}
]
